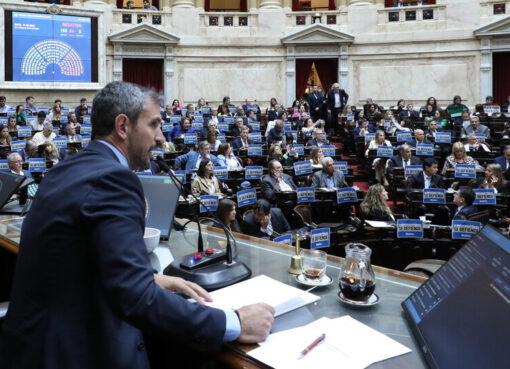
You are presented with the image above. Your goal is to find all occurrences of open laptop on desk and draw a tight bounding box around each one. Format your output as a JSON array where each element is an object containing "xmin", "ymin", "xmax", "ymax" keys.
[{"xmin": 402, "ymin": 225, "xmax": 510, "ymax": 369}]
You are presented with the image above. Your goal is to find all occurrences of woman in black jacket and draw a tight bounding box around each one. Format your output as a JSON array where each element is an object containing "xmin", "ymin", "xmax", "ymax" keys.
[{"xmin": 360, "ymin": 184, "xmax": 395, "ymax": 221}]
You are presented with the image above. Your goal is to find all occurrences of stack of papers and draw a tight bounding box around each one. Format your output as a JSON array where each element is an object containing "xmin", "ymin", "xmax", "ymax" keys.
[{"xmin": 249, "ymin": 316, "xmax": 411, "ymax": 369}]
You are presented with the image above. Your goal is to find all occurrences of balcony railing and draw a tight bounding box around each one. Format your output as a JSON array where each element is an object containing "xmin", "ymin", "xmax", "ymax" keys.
[
  {"xmin": 286, "ymin": 10, "xmax": 342, "ymax": 27},
  {"xmin": 378, "ymin": 4, "xmax": 445, "ymax": 24},
  {"xmin": 112, "ymin": 9, "xmax": 169, "ymax": 27},
  {"xmin": 199, "ymin": 12, "xmax": 258, "ymax": 27}
]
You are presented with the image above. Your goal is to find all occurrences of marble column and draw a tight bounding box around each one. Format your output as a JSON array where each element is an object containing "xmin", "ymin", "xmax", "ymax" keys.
[
  {"xmin": 160, "ymin": 0, "xmax": 173, "ymax": 9},
  {"xmin": 172, "ymin": 0, "xmax": 194, "ymax": 7},
  {"xmin": 285, "ymin": 47, "xmax": 296, "ymax": 107},
  {"xmin": 259, "ymin": 0, "xmax": 282, "ymax": 9},
  {"xmin": 480, "ymin": 38, "xmax": 492, "ymax": 104},
  {"xmin": 195, "ymin": 0, "xmax": 204, "ymax": 9},
  {"xmin": 338, "ymin": 45, "xmax": 349, "ymax": 92}
]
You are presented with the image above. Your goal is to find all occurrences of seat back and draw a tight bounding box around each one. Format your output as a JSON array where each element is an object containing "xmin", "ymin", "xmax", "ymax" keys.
[
  {"xmin": 293, "ymin": 204, "xmax": 313, "ymax": 226},
  {"xmin": 465, "ymin": 209, "xmax": 490, "ymax": 225}
]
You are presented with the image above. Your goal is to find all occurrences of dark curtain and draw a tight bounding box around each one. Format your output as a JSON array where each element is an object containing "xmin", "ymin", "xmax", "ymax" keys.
[
  {"xmin": 295, "ymin": 59, "xmax": 314, "ymax": 99},
  {"xmin": 123, "ymin": 59, "xmax": 163, "ymax": 93},
  {"xmin": 117, "ymin": 0, "xmax": 123, "ymax": 9},
  {"xmin": 329, "ymin": 0, "xmax": 336, "ymax": 10},
  {"xmin": 205, "ymin": 0, "xmax": 210, "ymax": 11},
  {"xmin": 314, "ymin": 58, "xmax": 338, "ymax": 93},
  {"xmin": 385, "ymin": 0, "xmax": 435, "ymax": 5},
  {"xmin": 240, "ymin": 0, "xmax": 247, "ymax": 12},
  {"xmin": 152, "ymin": 0, "xmax": 159, "ymax": 9},
  {"xmin": 292, "ymin": 0, "xmax": 300, "ymax": 11},
  {"xmin": 493, "ymin": 53, "xmax": 510, "ymax": 106}
]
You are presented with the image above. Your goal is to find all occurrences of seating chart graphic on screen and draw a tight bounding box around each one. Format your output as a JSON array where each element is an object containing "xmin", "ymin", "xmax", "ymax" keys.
[{"xmin": 12, "ymin": 12, "xmax": 91, "ymax": 82}]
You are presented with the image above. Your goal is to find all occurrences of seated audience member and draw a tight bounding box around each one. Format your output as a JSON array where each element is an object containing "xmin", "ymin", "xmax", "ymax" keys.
[
  {"xmin": 399, "ymin": 103, "xmax": 419, "ymax": 120},
  {"xmin": 268, "ymin": 143, "xmax": 294, "ymax": 167},
  {"xmin": 387, "ymin": 144, "xmax": 422, "ymax": 174},
  {"xmin": 32, "ymin": 123, "xmax": 56, "ymax": 146},
  {"xmin": 366, "ymin": 130, "xmax": 392, "ymax": 185},
  {"xmin": 7, "ymin": 115, "xmax": 17, "ymax": 133},
  {"xmin": 204, "ymin": 129, "xmax": 221, "ymax": 151},
  {"xmin": 353, "ymin": 120, "xmax": 371, "ymax": 140},
  {"xmin": 66, "ymin": 124, "xmax": 83, "ymax": 143},
  {"xmin": 199, "ymin": 120, "xmax": 220, "ymax": 141},
  {"xmin": 74, "ymin": 98, "xmax": 89, "ymax": 118},
  {"xmin": 365, "ymin": 129, "xmax": 391, "ymax": 156},
  {"xmin": 301, "ymin": 118, "xmax": 320, "ymax": 139},
  {"xmin": 261, "ymin": 160, "xmax": 297, "ymax": 202},
  {"xmin": 446, "ymin": 95, "xmax": 469, "ymax": 113},
  {"xmin": 267, "ymin": 97, "xmax": 279, "ymax": 121},
  {"xmin": 408, "ymin": 158, "xmax": 444, "ymax": 190},
  {"xmin": 161, "ymin": 105, "xmax": 174, "ymax": 122},
  {"xmin": 217, "ymin": 142, "xmax": 241, "ymax": 171},
  {"xmin": 191, "ymin": 159, "xmax": 221, "ymax": 197},
  {"xmin": 267, "ymin": 120, "xmax": 284, "ymax": 145},
  {"xmin": 494, "ymin": 145, "xmax": 510, "ymax": 172},
  {"xmin": 23, "ymin": 96, "xmax": 38, "ymax": 115},
  {"xmin": 8, "ymin": 152, "xmax": 31, "ymax": 178},
  {"xmin": 366, "ymin": 103, "xmax": 382, "ymax": 120},
  {"xmin": 360, "ymin": 184, "xmax": 394, "ymax": 221},
  {"xmin": 295, "ymin": 111, "xmax": 309, "ymax": 129},
  {"xmin": 0, "ymin": 96, "xmax": 10, "ymax": 113},
  {"xmin": 217, "ymin": 199, "xmax": 241, "ymax": 233},
  {"xmin": 205, "ymin": 107, "xmax": 219, "ymax": 126},
  {"xmin": 242, "ymin": 99, "xmax": 258, "ymax": 114},
  {"xmin": 168, "ymin": 118, "xmax": 193, "ymax": 142},
  {"xmin": 197, "ymin": 97, "xmax": 208, "ymax": 110},
  {"xmin": 170, "ymin": 98, "xmax": 181, "ymax": 113},
  {"xmin": 218, "ymin": 104, "xmax": 233, "ymax": 117},
  {"xmin": 47, "ymin": 104, "xmax": 62, "ymax": 124},
  {"xmin": 482, "ymin": 95, "xmax": 497, "ymax": 108},
  {"xmin": 159, "ymin": 135, "xmax": 175, "ymax": 153},
  {"xmin": 464, "ymin": 134, "xmax": 490, "ymax": 153},
  {"xmin": 502, "ymin": 95, "xmax": 510, "ymax": 113},
  {"xmin": 421, "ymin": 97, "xmax": 440, "ymax": 114},
  {"xmin": 235, "ymin": 106, "xmax": 246, "ymax": 119},
  {"xmin": 174, "ymin": 141, "xmax": 219, "ymax": 172},
  {"xmin": 462, "ymin": 116, "xmax": 490, "ymax": 139},
  {"xmin": 20, "ymin": 140, "xmax": 38, "ymax": 162},
  {"xmin": 66, "ymin": 112, "xmax": 81, "ymax": 130},
  {"xmin": 232, "ymin": 126, "xmax": 253, "ymax": 151},
  {"xmin": 217, "ymin": 96, "xmax": 231, "ymax": 113},
  {"xmin": 311, "ymin": 157, "xmax": 346, "ymax": 189},
  {"xmin": 15, "ymin": 105, "xmax": 27, "ymax": 125},
  {"xmin": 452, "ymin": 186, "xmax": 477, "ymax": 220},
  {"xmin": 0, "ymin": 125, "xmax": 12, "ymax": 148},
  {"xmin": 340, "ymin": 119, "xmax": 356, "ymax": 155},
  {"xmin": 408, "ymin": 128, "xmax": 431, "ymax": 148},
  {"xmin": 310, "ymin": 146, "xmax": 324, "ymax": 169},
  {"xmin": 363, "ymin": 98, "xmax": 378, "ymax": 116},
  {"xmin": 124, "ymin": 0, "xmax": 134, "ymax": 8},
  {"xmin": 31, "ymin": 111, "xmax": 47, "ymax": 131},
  {"xmin": 442, "ymin": 142, "xmax": 479, "ymax": 175},
  {"xmin": 307, "ymin": 128, "xmax": 329, "ymax": 147},
  {"xmin": 39, "ymin": 141, "xmax": 61, "ymax": 165},
  {"xmin": 231, "ymin": 117, "xmax": 245, "ymax": 137},
  {"xmin": 385, "ymin": 110, "xmax": 410, "ymax": 136},
  {"xmin": 141, "ymin": 0, "xmax": 158, "ymax": 10},
  {"xmin": 394, "ymin": 99, "xmax": 406, "ymax": 115},
  {"xmin": 473, "ymin": 163, "xmax": 510, "ymax": 195},
  {"xmin": 424, "ymin": 120, "xmax": 442, "ymax": 140},
  {"xmin": 243, "ymin": 199, "xmax": 290, "ymax": 239}
]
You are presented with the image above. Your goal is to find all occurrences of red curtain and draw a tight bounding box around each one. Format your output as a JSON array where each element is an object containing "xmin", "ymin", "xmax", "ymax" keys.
[
  {"xmin": 205, "ymin": 0, "xmax": 210, "ymax": 11},
  {"xmin": 314, "ymin": 58, "xmax": 338, "ymax": 93},
  {"xmin": 329, "ymin": 0, "xmax": 335, "ymax": 10},
  {"xmin": 240, "ymin": 0, "xmax": 247, "ymax": 12},
  {"xmin": 385, "ymin": 0, "xmax": 435, "ymax": 6},
  {"xmin": 295, "ymin": 60, "xmax": 314, "ymax": 99},
  {"xmin": 122, "ymin": 59, "xmax": 163, "ymax": 93},
  {"xmin": 117, "ymin": 0, "xmax": 123, "ymax": 9},
  {"xmin": 292, "ymin": 0, "xmax": 300, "ymax": 11},
  {"xmin": 493, "ymin": 52, "xmax": 510, "ymax": 106}
]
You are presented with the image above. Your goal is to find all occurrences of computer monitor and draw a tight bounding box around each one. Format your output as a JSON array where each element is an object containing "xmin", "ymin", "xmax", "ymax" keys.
[
  {"xmin": 138, "ymin": 174, "xmax": 180, "ymax": 240},
  {"xmin": 402, "ymin": 225, "xmax": 510, "ymax": 369},
  {"xmin": 0, "ymin": 171, "xmax": 25, "ymax": 209}
]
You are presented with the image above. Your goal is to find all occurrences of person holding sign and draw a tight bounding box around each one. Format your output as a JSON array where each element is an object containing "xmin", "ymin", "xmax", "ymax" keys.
[
  {"xmin": 452, "ymin": 187, "xmax": 478, "ymax": 220},
  {"xmin": 191, "ymin": 159, "xmax": 222, "ymax": 197},
  {"xmin": 441, "ymin": 142, "xmax": 479, "ymax": 175},
  {"xmin": 217, "ymin": 199, "xmax": 241, "ymax": 233},
  {"xmin": 311, "ymin": 157, "xmax": 346, "ymax": 189},
  {"xmin": 261, "ymin": 160, "xmax": 297, "ymax": 203},
  {"xmin": 243, "ymin": 199, "xmax": 290, "ymax": 239},
  {"xmin": 473, "ymin": 163, "xmax": 510, "ymax": 195},
  {"xmin": 461, "ymin": 116, "xmax": 490, "ymax": 139},
  {"xmin": 399, "ymin": 103, "xmax": 419, "ymax": 120},
  {"xmin": 360, "ymin": 184, "xmax": 394, "ymax": 221},
  {"xmin": 408, "ymin": 158, "xmax": 444, "ymax": 191},
  {"xmin": 464, "ymin": 134, "xmax": 490, "ymax": 153}
]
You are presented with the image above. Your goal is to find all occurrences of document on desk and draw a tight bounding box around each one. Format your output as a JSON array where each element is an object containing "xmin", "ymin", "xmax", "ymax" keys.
[
  {"xmin": 204, "ymin": 275, "xmax": 319, "ymax": 317},
  {"xmin": 249, "ymin": 316, "xmax": 411, "ymax": 369}
]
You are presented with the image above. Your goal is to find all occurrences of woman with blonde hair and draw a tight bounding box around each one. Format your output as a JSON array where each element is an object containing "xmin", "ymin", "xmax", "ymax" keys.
[
  {"xmin": 360, "ymin": 184, "xmax": 394, "ymax": 221},
  {"xmin": 40, "ymin": 141, "xmax": 61, "ymax": 165},
  {"xmin": 474, "ymin": 163, "xmax": 510, "ymax": 195},
  {"xmin": 310, "ymin": 146, "xmax": 324, "ymax": 168},
  {"xmin": 441, "ymin": 141, "xmax": 479, "ymax": 175},
  {"xmin": 365, "ymin": 130, "xmax": 392, "ymax": 185}
]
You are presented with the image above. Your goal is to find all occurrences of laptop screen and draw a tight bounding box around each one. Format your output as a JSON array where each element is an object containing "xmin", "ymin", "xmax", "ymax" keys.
[
  {"xmin": 138, "ymin": 175, "xmax": 180, "ymax": 239},
  {"xmin": 0, "ymin": 171, "xmax": 25, "ymax": 209},
  {"xmin": 402, "ymin": 225, "xmax": 510, "ymax": 369}
]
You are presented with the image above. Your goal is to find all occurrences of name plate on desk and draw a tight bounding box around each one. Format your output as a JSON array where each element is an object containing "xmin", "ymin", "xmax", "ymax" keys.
[
  {"xmin": 0, "ymin": 118, "xmax": 7, "ymax": 124},
  {"xmin": 310, "ymin": 228, "xmax": 330, "ymax": 249},
  {"xmin": 284, "ymin": 122, "xmax": 292, "ymax": 131},
  {"xmin": 248, "ymin": 121, "xmax": 260, "ymax": 131},
  {"xmin": 29, "ymin": 158, "xmax": 46, "ymax": 172},
  {"xmin": 475, "ymin": 133, "xmax": 486, "ymax": 143},
  {"xmin": 200, "ymin": 107, "xmax": 211, "ymax": 114},
  {"xmin": 416, "ymin": 144, "xmax": 433, "ymax": 156},
  {"xmin": 217, "ymin": 134, "xmax": 226, "ymax": 143},
  {"xmin": 200, "ymin": 195, "xmax": 219, "ymax": 213},
  {"xmin": 483, "ymin": 105, "xmax": 500, "ymax": 114},
  {"xmin": 248, "ymin": 144, "xmax": 262, "ymax": 156},
  {"xmin": 17, "ymin": 126, "xmax": 31, "ymax": 137},
  {"xmin": 245, "ymin": 166, "xmax": 263, "ymax": 180},
  {"xmin": 82, "ymin": 136, "xmax": 91, "ymax": 147},
  {"xmin": 80, "ymin": 124, "xmax": 92, "ymax": 135},
  {"xmin": 223, "ymin": 117, "xmax": 235, "ymax": 123},
  {"xmin": 191, "ymin": 122, "xmax": 203, "ymax": 131},
  {"xmin": 237, "ymin": 188, "xmax": 257, "ymax": 207},
  {"xmin": 0, "ymin": 160, "xmax": 8, "ymax": 171},
  {"xmin": 322, "ymin": 145, "xmax": 335, "ymax": 157},
  {"xmin": 193, "ymin": 114, "xmax": 203, "ymax": 121},
  {"xmin": 273, "ymin": 234, "xmax": 292, "ymax": 245},
  {"xmin": 435, "ymin": 132, "xmax": 451, "ymax": 143},
  {"xmin": 217, "ymin": 123, "xmax": 229, "ymax": 132},
  {"xmin": 184, "ymin": 133, "xmax": 197, "ymax": 144},
  {"xmin": 294, "ymin": 161, "xmax": 312, "ymax": 176},
  {"xmin": 397, "ymin": 219, "xmax": 424, "ymax": 238},
  {"xmin": 162, "ymin": 122, "xmax": 173, "ymax": 132},
  {"xmin": 334, "ymin": 161, "xmax": 348, "ymax": 174},
  {"xmin": 246, "ymin": 105, "xmax": 258, "ymax": 112},
  {"xmin": 213, "ymin": 166, "xmax": 228, "ymax": 179},
  {"xmin": 170, "ymin": 115, "xmax": 181, "ymax": 122},
  {"xmin": 365, "ymin": 133, "xmax": 375, "ymax": 142},
  {"xmin": 53, "ymin": 127, "xmax": 60, "ymax": 135},
  {"xmin": 473, "ymin": 189, "xmax": 496, "ymax": 205},
  {"xmin": 249, "ymin": 133, "xmax": 262, "ymax": 143},
  {"xmin": 82, "ymin": 115, "xmax": 91, "ymax": 124},
  {"xmin": 297, "ymin": 187, "xmax": 315, "ymax": 203},
  {"xmin": 174, "ymin": 170, "xmax": 186, "ymax": 184},
  {"xmin": 292, "ymin": 144, "xmax": 304, "ymax": 157},
  {"xmin": 452, "ymin": 220, "xmax": 481, "ymax": 240},
  {"xmin": 405, "ymin": 165, "xmax": 422, "ymax": 178},
  {"xmin": 54, "ymin": 138, "xmax": 66, "ymax": 148},
  {"xmin": 337, "ymin": 187, "xmax": 357, "ymax": 203},
  {"xmin": 455, "ymin": 164, "xmax": 476, "ymax": 178},
  {"xmin": 423, "ymin": 188, "xmax": 446, "ymax": 204},
  {"xmin": 396, "ymin": 131, "xmax": 412, "ymax": 142},
  {"xmin": 10, "ymin": 140, "xmax": 26, "ymax": 152},
  {"xmin": 151, "ymin": 148, "xmax": 164, "ymax": 158},
  {"xmin": 377, "ymin": 146, "xmax": 393, "ymax": 158}
]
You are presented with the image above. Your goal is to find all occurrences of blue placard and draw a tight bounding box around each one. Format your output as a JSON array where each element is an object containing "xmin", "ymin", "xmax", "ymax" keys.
[
  {"xmin": 423, "ymin": 188, "xmax": 446, "ymax": 204},
  {"xmin": 170, "ymin": 115, "xmax": 181, "ymax": 122},
  {"xmin": 337, "ymin": 187, "xmax": 358, "ymax": 203},
  {"xmin": 310, "ymin": 228, "xmax": 330, "ymax": 249},
  {"xmin": 293, "ymin": 161, "xmax": 312, "ymax": 176},
  {"xmin": 475, "ymin": 133, "xmax": 486, "ymax": 143},
  {"xmin": 248, "ymin": 132, "xmax": 262, "ymax": 143},
  {"xmin": 80, "ymin": 124, "xmax": 92, "ymax": 135},
  {"xmin": 247, "ymin": 144, "xmax": 262, "ymax": 156},
  {"xmin": 396, "ymin": 131, "xmax": 412, "ymax": 142},
  {"xmin": 273, "ymin": 234, "xmax": 292, "ymax": 245},
  {"xmin": 213, "ymin": 166, "xmax": 228, "ymax": 180},
  {"xmin": 290, "ymin": 130, "xmax": 297, "ymax": 143},
  {"xmin": 334, "ymin": 161, "xmax": 348, "ymax": 174},
  {"xmin": 0, "ymin": 118, "xmax": 7, "ymax": 125},
  {"xmin": 435, "ymin": 131, "xmax": 451, "ymax": 143},
  {"xmin": 174, "ymin": 170, "xmax": 186, "ymax": 184},
  {"xmin": 17, "ymin": 125, "xmax": 31, "ymax": 137},
  {"xmin": 217, "ymin": 134, "xmax": 226, "ymax": 143},
  {"xmin": 82, "ymin": 136, "xmax": 91, "ymax": 147},
  {"xmin": 416, "ymin": 144, "xmax": 433, "ymax": 156},
  {"xmin": 347, "ymin": 114, "xmax": 355, "ymax": 120},
  {"xmin": 248, "ymin": 121, "xmax": 260, "ymax": 131},
  {"xmin": 200, "ymin": 195, "xmax": 219, "ymax": 213},
  {"xmin": 451, "ymin": 220, "xmax": 481, "ymax": 240},
  {"xmin": 322, "ymin": 145, "xmax": 335, "ymax": 157},
  {"xmin": 162, "ymin": 122, "xmax": 173, "ymax": 132},
  {"xmin": 53, "ymin": 137, "xmax": 67, "ymax": 148},
  {"xmin": 377, "ymin": 145, "xmax": 393, "ymax": 157},
  {"xmin": 365, "ymin": 133, "xmax": 375, "ymax": 142},
  {"xmin": 136, "ymin": 170, "xmax": 152, "ymax": 176},
  {"xmin": 0, "ymin": 160, "xmax": 8, "ymax": 172},
  {"xmin": 228, "ymin": 106, "xmax": 237, "ymax": 113},
  {"xmin": 29, "ymin": 158, "xmax": 46, "ymax": 172},
  {"xmin": 246, "ymin": 105, "xmax": 258, "ymax": 112},
  {"xmin": 397, "ymin": 219, "xmax": 424, "ymax": 238},
  {"xmin": 184, "ymin": 133, "xmax": 197, "ymax": 144},
  {"xmin": 191, "ymin": 122, "xmax": 203, "ymax": 131},
  {"xmin": 245, "ymin": 166, "xmax": 263, "ymax": 180},
  {"xmin": 293, "ymin": 144, "xmax": 304, "ymax": 157},
  {"xmin": 217, "ymin": 123, "xmax": 229, "ymax": 132},
  {"xmin": 193, "ymin": 114, "xmax": 203, "ymax": 120},
  {"xmin": 297, "ymin": 187, "xmax": 315, "ymax": 203},
  {"xmin": 52, "ymin": 126, "xmax": 60, "ymax": 135},
  {"xmin": 237, "ymin": 188, "xmax": 257, "ymax": 207},
  {"xmin": 200, "ymin": 107, "xmax": 211, "ymax": 114},
  {"xmin": 405, "ymin": 165, "xmax": 422, "ymax": 178},
  {"xmin": 223, "ymin": 116, "xmax": 235, "ymax": 123},
  {"xmin": 455, "ymin": 164, "xmax": 476, "ymax": 178},
  {"xmin": 473, "ymin": 189, "xmax": 496, "ymax": 205},
  {"xmin": 82, "ymin": 115, "xmax": 91, "ymax": 123},
  {"xmin": 284, "ymin": 122, "xmax": 292, "ymax": 132},
  {"xmin": 61, "ymin": 108, "xmax": 69, "ymax": 113},
  {"xmin": 10, "ymin": 140, "xmax": 26, "ymax": 152},
  {"xmin": 384, "ymin": 120, "xmax": 391, "ymax": 129},
  {"xmin": 151, "ymin": 148, "xmax": 164, "ymax": 158}
]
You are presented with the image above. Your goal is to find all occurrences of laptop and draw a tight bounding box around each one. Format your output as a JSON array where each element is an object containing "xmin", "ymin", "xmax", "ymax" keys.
[
  {"xmin": 138, "ymin": 175, "xmax": 180, "ymax": 240},
  {"xmin": 0, "ymin": 171, "xmax": 29, "ymax": 214},
  {"xmin": 402, "ymin": 225, "xmax": 510, "ymax": 369}
]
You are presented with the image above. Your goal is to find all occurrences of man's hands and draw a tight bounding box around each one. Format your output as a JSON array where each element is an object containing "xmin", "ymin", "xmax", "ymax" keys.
[
  {"xmin": 259, "ymin": 214, "xmax": 270, "ymax": 229},
  {"xmin": 154, "ymin": 274, "xmax": 212, "ymax": 305},
  {"xmin": 236, "ymin": 303, "xmax": 275, "ymax": 343}
]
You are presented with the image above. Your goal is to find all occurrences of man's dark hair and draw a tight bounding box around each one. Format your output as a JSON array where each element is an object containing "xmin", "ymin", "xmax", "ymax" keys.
[
  {"xmin": 222, "ymin": 96, "xmax": 230, "ymax": 104},
  {"xmin": 422, "ymin": 158, "xmax": 437, "ymax": 170},
  {"xmin": 0, "ymin": 96, "xmax": 6, "ymax": 100},
  {"xmin": 458, "ymin": 186, "xmax": 475, "ymax": 206},
  {"xmin": 268, "ymin": 159, "xmax": 279, "ymax": 171},
  {"xmin": 54, "ymin": 99, "xmax": 62, "ymax": 104},
  {"xmin": 252, "ymin": 199, "xmax": 270, "ymax": 215},
  {"xmin": 91, "ymin": 81, "xmax": 161, "ymax": 138},
  {"xmin": 37, "ymin": 111, "xmax": 46, "ymax": 118},
  {"xmin": 26, "ymin": 96, "xmax": 34, "ymax": 102},
  {"xmin": 196, "ymin": 158, "xmax": 211, "ymax": 178}
]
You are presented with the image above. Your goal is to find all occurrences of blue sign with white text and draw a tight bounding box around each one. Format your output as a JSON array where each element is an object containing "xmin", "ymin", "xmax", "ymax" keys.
[
  {"xmin": 273, "ymin": 234, "xmax": 292, "ymax": 245},
  {"xmin": 337, "ymin": 187, "xmax": 357, "ymax": 203},
  {"xmin": 473, "ymin": 189, "xmax": 496, "ymax": 205},
  {"xmin": 294, "ymin": 161, "xmax": 313, "ymax": 176},
  {"xmin": 245, "ymin": 166, "xmax": 263, "ymax": 180},
  {"xmin": 237, "ymin": 189, "xmax": 257, "ymax": 207},
  {"xmin": 310, "ymin": 228, "xmax": 330, "ymax": 249},
  {"xmin": 297, "ymin": 187, "xmax": 315, "ymax": 203},
  {"xmin": 397, "ymin": 219, "xmax": 424, "ymax": 238},
  {"xmin": 29, "ymin": 158, "xmax": 46, "ymax": 172},
  {"xmin": 451, "ymin": 220, "xmax": 481, "ymax": 240},
  {"xmin": 200, "ymin": 195, "xmax": 219, "ymax": 213},
  {"xmin": 423, "ymin": 188, "xmax": 446, "ymax": 204}
]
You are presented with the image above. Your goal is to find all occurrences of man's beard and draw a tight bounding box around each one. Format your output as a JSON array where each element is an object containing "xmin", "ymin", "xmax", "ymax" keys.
[{"xmin": 128, "ymin": 136, "xmax": 152, "ymax": 172}]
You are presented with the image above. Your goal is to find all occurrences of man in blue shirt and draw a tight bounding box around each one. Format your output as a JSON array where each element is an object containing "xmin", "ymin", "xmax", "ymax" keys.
[{"xmin": 23, "ymin": 96, "xmax": 37, "ymax": 115}]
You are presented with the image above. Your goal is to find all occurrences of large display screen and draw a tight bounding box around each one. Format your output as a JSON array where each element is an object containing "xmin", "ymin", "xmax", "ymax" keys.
[{"xmin": 11, "ymin": 12, "xmax": 92, "ymax": 83}]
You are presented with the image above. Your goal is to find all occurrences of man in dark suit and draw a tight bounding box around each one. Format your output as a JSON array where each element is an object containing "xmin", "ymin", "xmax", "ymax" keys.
[
  {"xmin": 0, "ymin": 82, "xmax": 274, "ymax": 369},
  {"xmin": 407, "ymin": 157, "xmax": 444, "ymax": 191},
  {"xmin": 386, "ymin": 144, "xmax": 422, "ymax": 175},
  {"xmin": 398, "ymin": 103, "xmax": 419, "ymax": 120},
  {"xmin": 243, "ymin": 199, "xmax": 290, "ymax": 238},
  {"xmin": 408, "ymin": 129, "xmax": 432, "ymax": 148},
  {"xmin": 308, "ymin": 85, "xmax": 323, "ymax": 121},
  {"xmin": 261, "ymin": 160, "xmax": 297, "ymax": 203},
  {"xmin": 327, "ymin": 82, "xmax": 348, "ymax": 133},
  {"xmin": 232, "ymin": 126, "xmax": 253, "ymax": 151},
  {"xmin": 494, "ymin": 145, "xmax": 510, "ymax": 172},
  {"xmin": 307, "ymin": 128, "xmax": 329, "ymax": 147},
  {"xmin": 267, "ymin": 120, "xmax": 284, "ymax": 145},
  {"xmin": 452, "ymin": 186, "xmax": 478, "ymax": 220},
  {"xmin": 461, "ymin": 116, "xmax": 491, "ymax": 139},
  {"xmin": 311, "ymin": 157, "xmax": 346, "ymax": 189}
]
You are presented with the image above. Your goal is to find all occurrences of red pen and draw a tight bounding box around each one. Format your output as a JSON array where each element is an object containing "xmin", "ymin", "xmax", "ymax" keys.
[{"xmin": 298, "ymin": 333, "xmax": 326, "ymax": 360}]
